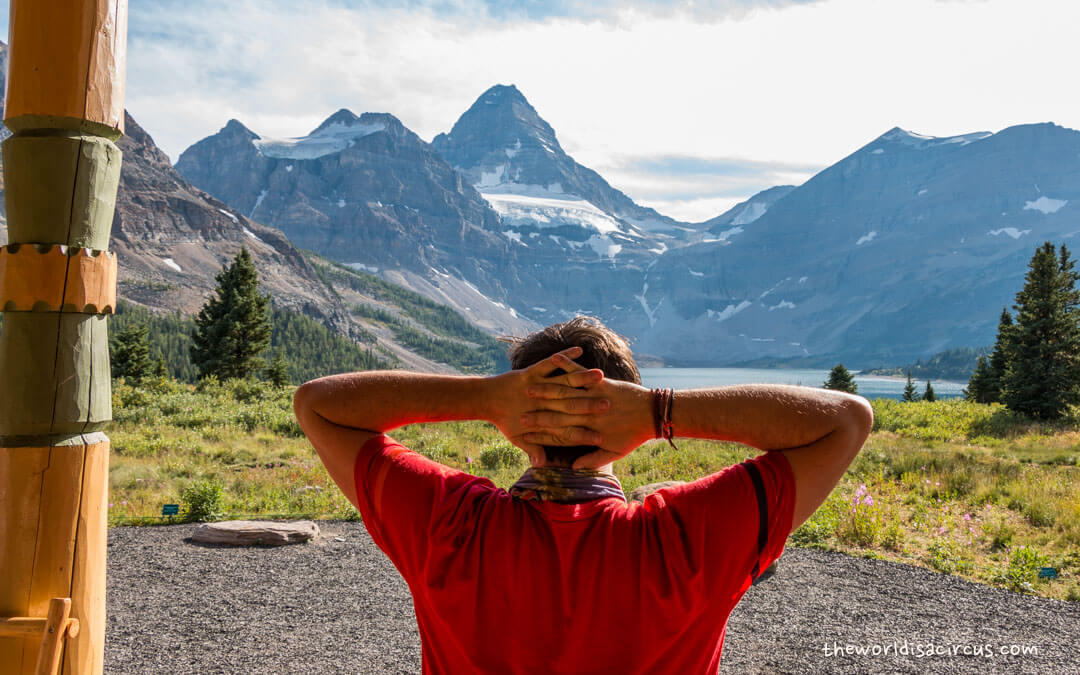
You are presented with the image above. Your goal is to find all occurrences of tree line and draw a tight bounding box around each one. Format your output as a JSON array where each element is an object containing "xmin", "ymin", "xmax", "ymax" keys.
[
  {"xmin": 965, "ymin": 241, "xmax": 1080, "ymax": 419},
  {"xmin": 111, "ymin": 249, "xmax": 391, "ymax": 385}
]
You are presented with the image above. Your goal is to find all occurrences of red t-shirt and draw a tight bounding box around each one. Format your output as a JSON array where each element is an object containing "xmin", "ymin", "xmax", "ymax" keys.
[{"xmin": 353, "ymin": 435, "xmax": 795, "ymax": 674}]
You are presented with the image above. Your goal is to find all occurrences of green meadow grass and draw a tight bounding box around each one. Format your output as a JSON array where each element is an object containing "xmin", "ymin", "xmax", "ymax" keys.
[{"xmin": 108, "ymin": 380, "xmax": 1080, "ymax": 602}]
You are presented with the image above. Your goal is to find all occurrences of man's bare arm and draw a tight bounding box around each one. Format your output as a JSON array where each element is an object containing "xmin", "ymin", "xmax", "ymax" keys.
[
  {"xmin": 522, "ymin": 372, "xmax": 873, "ymax": 528},
  {"xmin": 293, "ymin": 348, "xmax": 607, "ymax": 505}
]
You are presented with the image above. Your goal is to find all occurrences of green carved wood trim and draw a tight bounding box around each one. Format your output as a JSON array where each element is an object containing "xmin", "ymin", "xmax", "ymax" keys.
[
  {"xmin": 0, "ymin": 314, "xmax": 111, "ymax": 436},
  {"xmin": 2, "ymin": 134, "xmax": 121, "ymax": 251}
]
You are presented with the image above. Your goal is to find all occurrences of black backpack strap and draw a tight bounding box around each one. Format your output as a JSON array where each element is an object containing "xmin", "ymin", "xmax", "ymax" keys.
[{"xmin": 742, "ymin": 461, "xmax": 769, "ymax": 579}]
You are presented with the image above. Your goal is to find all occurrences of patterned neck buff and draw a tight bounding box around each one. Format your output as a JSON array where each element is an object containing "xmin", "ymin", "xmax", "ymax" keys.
[{"xmin": 509, "ymin": 467, "xmax": 626, "ymax": 504}]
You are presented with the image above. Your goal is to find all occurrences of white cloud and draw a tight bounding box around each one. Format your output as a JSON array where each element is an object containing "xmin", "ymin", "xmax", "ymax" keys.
[{"xmin": 3, "ymin": 0, "xmax": 1075, "ymax": 224}]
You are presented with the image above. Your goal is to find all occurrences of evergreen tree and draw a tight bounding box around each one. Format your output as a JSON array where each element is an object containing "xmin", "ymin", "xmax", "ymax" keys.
[
  {"xmin": 266, "ymin": 351, "xmax": 290, "ymax": 387},
  {"xmin": 824, "ymin": 363, "xmax": 858, "ymax": 393},
  {"xmin": 923, "ymin": 380, "xmax": 936, "ymax": 402},
  {"xmin": 984, "ymin": 307, "xmax": 1014, "ymax": 403},
  {"xmin": 191, "ymin": 249, "xmax": 272, "ymax": 380},
  {"xmin": 966, "ymin": 356, "xmax": 997, "ymax": 403},
  {"xmin": 902, "ymin": 370, "xmax": 919, "ymax": 402},
  {"xmin": 110, "ymin": 322, "xmax": 153, "ymax": 381},
  {"xmin": 1001, "ymin": 242, "xmax": 1080, "ymax": 419}
]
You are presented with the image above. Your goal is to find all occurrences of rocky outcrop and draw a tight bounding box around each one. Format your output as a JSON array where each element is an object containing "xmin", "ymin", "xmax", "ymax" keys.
[{"xmin": 110, "ymin": 112, "xmax": 359, "ymax": 338}]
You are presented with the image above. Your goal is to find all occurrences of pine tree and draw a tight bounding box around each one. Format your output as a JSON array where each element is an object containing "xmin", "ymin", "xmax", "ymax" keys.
[
  {"xmin": 902, "ymin": 370, "xmax": 919, "ymax": 402},
  {"xmin": 191, "ymin": 248, "xmax": 272, "ymax": 380},
  {"xmin": 984, "ymin": 307, "xmax": 1014, "ymax": 403},
  {"xmin": 824, "ymin": 363, "xmax": 858, "ymax": 393},
  {"xmin": 266, "ymin": 351, "xmax": 290, "ymax": 387},
  {"xmin": 110, "ymin": 322, "xmax": 153, "ymax": 382},
  {"xmin": 1001, "ymin": 242, "xmax": 1080, "ymax": 419},
  {"xmin": 965, "ymin": 356, "xmax": 996, "ymax": 403},
  {"xmin": 923, "ymin": 380, "xmax": 936, "ymax": 402},
  {"xmin": 153, "ymin": 357, "xmax": 168, "ymax": 378}
]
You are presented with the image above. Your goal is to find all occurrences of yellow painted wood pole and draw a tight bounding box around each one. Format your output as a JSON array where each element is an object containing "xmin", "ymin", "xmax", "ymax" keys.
[{"xmin": 0, "ymin": 1, "xmax": 127, "ymax": 674}]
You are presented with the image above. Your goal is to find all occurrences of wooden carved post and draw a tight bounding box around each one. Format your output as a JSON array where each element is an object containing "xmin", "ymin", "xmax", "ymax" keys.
[{"xmin": 0, "ymin": 1, "xmax": 127, "ymax": 673}]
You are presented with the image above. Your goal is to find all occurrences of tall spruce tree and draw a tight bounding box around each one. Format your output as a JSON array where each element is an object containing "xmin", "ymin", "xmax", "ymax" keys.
[
  {"xmin": 824, "ymin": 363, "xmax": 858, "ymax": 393},
  {"xmin": 1001, "ymin": 242, "xmax": 1080, "ymax": 419},
  {"xmin": 923, "ymin": 380, "xmax": 936, "ymax": 402},
  {"xmin": 110, "ymin": 322, "xmax": 153, "ymax": 381},
  {"xmin": 191, "ymin": 248, "xmax": 272, "ymax": 380},
  {"xmin": 902, "ymin": 370, "xmax": 919, "ymax": 402},
  {"xmin": 266, "ymin": 350, "xmax": 290, "ymax": 387}
]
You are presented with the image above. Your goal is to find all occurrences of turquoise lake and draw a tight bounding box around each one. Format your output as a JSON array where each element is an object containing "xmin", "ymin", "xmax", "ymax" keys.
[{"xmin": 639, "ymin": 368, "xmax": 966, "ymax": 400}]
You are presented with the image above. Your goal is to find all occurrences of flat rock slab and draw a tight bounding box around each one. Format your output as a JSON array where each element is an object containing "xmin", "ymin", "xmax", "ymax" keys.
[
  {"xmin": 628, "ymin": 480, "xmax": 686, "ymax": 503},
  {"xmin": 189, "ymin": 520, "xmax": 319, "ymax": 547}
]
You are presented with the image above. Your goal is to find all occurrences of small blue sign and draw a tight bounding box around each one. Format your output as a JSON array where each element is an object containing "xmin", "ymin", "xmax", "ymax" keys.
[
  {"xmin": 1037, "ymin": 567, "xmax": 1058, "ymax": 580},
  {"xmin": 161, "ymin": 504, "xmax": 180, "ymax": 516}
]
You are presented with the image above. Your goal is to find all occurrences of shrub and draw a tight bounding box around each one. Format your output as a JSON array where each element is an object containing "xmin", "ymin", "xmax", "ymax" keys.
[
  {"xmin": 479, "ymin": 444, "xmax": 524, "ymax": 470},
  {"xmin": 996, "ymin": 545, "xmax": 1047, "ymax": 593},
  {"xmin": 181, "ymin": 479, "xmax": 224, "ymax": 522}
]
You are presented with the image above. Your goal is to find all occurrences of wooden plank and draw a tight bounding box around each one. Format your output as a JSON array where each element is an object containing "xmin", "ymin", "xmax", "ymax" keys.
[
  {"xmin": 1, "ymin": 134, "xmax": 120, "ymax": 250},
  {"xmin": 62, "ymin": 440, "xmax": 108, "ymax": 675},
  {"xmin": 5, "ymin": 0, "xmax": 127, "ymax": 134},
  {"xmin": 0, "ymin": 617, "xmax": 47, "ymax": 639},
  {"xmin": 0, "ymin": 445, "xmax": 83, "ymax": 671},
  {"xmin": 36, "ymin": 598, "xmax": 72, "ymax": 675}
]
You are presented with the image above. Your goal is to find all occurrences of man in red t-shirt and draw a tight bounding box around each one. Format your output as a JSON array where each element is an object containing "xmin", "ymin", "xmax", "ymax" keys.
[{"xmin": 294, "ymin": 317, "xmax": 873, "ymax": 673}]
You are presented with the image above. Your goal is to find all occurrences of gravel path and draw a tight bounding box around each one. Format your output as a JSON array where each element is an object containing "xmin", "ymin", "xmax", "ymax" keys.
[{"xmin": 105, "ymin": 523, "xmax": 1079, "ymax": 674}]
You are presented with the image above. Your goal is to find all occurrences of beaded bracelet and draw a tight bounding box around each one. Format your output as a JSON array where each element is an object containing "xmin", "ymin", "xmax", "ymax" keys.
[{"xmin": 651, "ymin": 387, "xmax": 678, "ymax": 450}]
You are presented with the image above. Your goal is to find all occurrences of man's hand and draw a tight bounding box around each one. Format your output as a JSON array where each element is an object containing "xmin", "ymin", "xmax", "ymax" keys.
[
  {"xmin": 519, "ymin": 353, "xmax": 654, "ymax": 469},
  {"xmin": 486, "ymin": 346, "xmax": 610, "ymax": 466}
]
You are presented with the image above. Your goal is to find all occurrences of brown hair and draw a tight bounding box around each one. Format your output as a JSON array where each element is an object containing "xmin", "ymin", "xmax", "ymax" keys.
[{"xmin": 506, "ymin": 316, "xmax": 640, "ymax": 465}]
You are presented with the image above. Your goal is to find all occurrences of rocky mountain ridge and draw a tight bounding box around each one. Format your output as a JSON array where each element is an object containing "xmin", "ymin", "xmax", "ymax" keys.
[{"xmin": 173, "ymin": 81, "xmax": 1080, "ymax": 367}]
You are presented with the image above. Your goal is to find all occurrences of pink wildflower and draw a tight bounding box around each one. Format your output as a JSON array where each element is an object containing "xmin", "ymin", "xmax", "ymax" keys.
[
  {"xmin": 855, "ymin": 484, "xmax": 867, "ymax": 498},
  {"xmin": 108, "ymin": 502, "xmax": 114, "ymax": 508},
  {"xmin": 937, "ymin": 526, "xmax": 946, "ymax": 535},
  {"xmin": 465, "ymin": 455, "xmax": 473, "ymax": 464},
  {"xmin": 963, "ymin": 513, "xmax": 971, "ymax": 522},
  {"xmin": 862, "ymin": 495, "xmax": 874, "ymax": 506}
]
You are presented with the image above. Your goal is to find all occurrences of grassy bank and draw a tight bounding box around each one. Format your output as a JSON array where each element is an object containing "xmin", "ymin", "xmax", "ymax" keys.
[{"xmin": 108, "ymin": 379, "xmax": 1079, "ymax": 601}]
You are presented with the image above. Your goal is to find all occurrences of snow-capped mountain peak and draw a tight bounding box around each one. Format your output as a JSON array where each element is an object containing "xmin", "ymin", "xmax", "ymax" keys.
[{"xmin": 872, "ymin": 126, "xmax": 992, "ymax": 150}]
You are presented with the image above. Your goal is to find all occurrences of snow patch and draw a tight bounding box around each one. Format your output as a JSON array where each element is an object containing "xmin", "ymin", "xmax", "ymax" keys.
[
  {"xmin": 988, "ymin": 228, "xmax": 1031, "ymax": 239},
  {"xmin": 161, "ymin": 258, "xmax": 182, "ymax": 273},
  {"xmin": 504, "ymin": 230, "xmax": 522, "ymax": 243},
  {"xmin": 217, "ymin": 208, "xmax": 239, "ymax": 224},
  {"xmin": 242, "ymin": 227, "xmax": 262, "ymax": 242},
  {"xmin": 688, "ymin": 269, "xmax": 705, "ymax": 278},
  {"xmin": 731, "ymin": 202, "xmax": 768, "ymax": 226},
  {"xmin": 285, "ymin": 165, "xmax": 294, "ymax": 172},
  {"xmin": 532, "ymin": 306, "xmax": 547, "ymax": 313},
  {"xmin": 635, "ymin": 282, "xmax": 664, "ymax": 327},
  {"xmin": 871, "ymin": 148, "xmax": 884, "ymax": 155},
  {"xmin": 505, "ymin": 139, "xmax": 522, "ymax": 159},
  {"xmin": 477, "ymin": 164, "xmax": 507, "ymax": 188},
  {"xmin": 337, "ymin": 199, "xmax": 346, "ymax": 208},
  {"xmin": 346, "ymin": 262, "xmax": 379, "ymax": 274},
  {"xmin": 484, "ymin": 192, "xmax": 627, "ymax": 236},
  {"xmin": 713, "ymin": 226, "xmax": 744, "ymax": 241},
  {"xmin": 1023, "ymin": 196, "xmax": 1068, "ymax": 215},
  {"xmin": 798, "ymin": 276, "xmax": 808, "ymax": 284},
  {"xmin": 254, "ymin": 121, "xmax": 384, "ymax": 160},
  {"xmin": 767, "ymin": 300, "xmax": 796, "ymax": 311},
  {"xmin": 707, "ymin": 301, "xmax": 752, "ymax": 322},
  {"xmin": 856, "ymin": 231, "xmax": 878, "ymax": 246},
  {"xmin": 918, "ymin": 189, "xmax": 928, "ymax": 196},
  {"xmin": 250, "ymin": 189, "xmax": 268, "ymax": 218},
  {"xmin": 586, "ymin": 234, "xmax": 621, "ymax": 259}
]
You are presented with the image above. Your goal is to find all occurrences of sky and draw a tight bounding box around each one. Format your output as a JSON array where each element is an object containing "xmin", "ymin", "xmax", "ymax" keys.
[{"xmin": 3, "ymin": 0, "xmax": 1078, "ymax": 222}]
